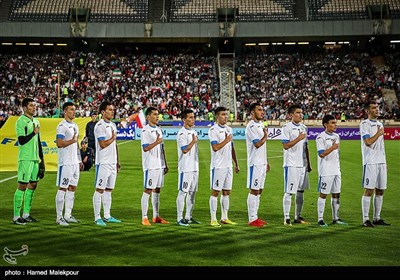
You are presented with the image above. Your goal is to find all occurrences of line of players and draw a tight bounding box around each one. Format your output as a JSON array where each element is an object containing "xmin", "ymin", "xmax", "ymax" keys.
[{"xmin": 12, "ymin": 99, "xmax": 390, "ymax": 228}]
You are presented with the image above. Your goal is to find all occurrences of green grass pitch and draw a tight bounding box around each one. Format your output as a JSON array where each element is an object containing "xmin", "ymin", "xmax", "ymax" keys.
[{"xmin": 0, "ymin": 139, "xmax": 399, "ymax": 267}]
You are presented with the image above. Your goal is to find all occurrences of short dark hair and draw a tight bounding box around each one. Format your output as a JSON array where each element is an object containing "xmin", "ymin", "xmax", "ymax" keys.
[
  {"xmin": 63, "ymin": 102, "xmax": 75, "ymax": 111},
  {"xmin": 145, "ymin": 107, "xmax": 158, "ymax": 117},
  {"xmin": 288, "ymin": 104, "xmax": 302, "ymax": 114},
  {"xmin": 364, "ymin": 100, "xmax": 377, "ymax": 111},
  {"xmin": 181, "ymin": 109, "xmax": 194, "ymax": 119},
  {"xmin": 214, "ymin": 106, "xmax": 227, "ymax": 116},
  {"xmin": 249, "ymin": 102, "xmax": 261, "ymax": 113},
  {"xmin": 322, "ymin": 114, "xmax": 335, "ymax": 127},
  {"xmin": 22, "ymin": 98, "xmax": 34, "ymax": 108},
  {"xmin": 99, "ymin": 101, "xmax": 112, "ymax": 113}
]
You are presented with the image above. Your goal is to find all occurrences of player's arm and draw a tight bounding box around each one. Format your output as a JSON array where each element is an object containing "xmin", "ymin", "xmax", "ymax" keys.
[
  {"xmin": 305, "ymin": 143, "xmax": 312, "ymax": 172},
  {"xmin": 17, "ymin": 124, "xmax": 39, "ymax": 145},
  {"xmin": 142, "ymin": 131, "xmax": 162, "ymax": 152},
  {"xmin": 38, "ymin": 133, "xmax": 43, "ymax": 161},
  {"xmin": 318, "ymin": 138, "xmax": 339, "ymax": 158},
  {"xmin": 211, "ymin": 134, "xmax": 232, "ymax": 152},
  {"xmin": 231, "ymin": 142, "xmax": 240, "ymax": 173},
  {"xmin": 282, "ymin": 132, "xmax": 305, "ymax": 150},
  {"xmin": 253, "ymin": 127, "xmax": 267, "ymax": 149},
  {"xmin": 56, "ymin": 133, "xmax": 77, "ymax": 148},
  {"xmin": 363, "ymin": 126, "xmax": 384, "ymax": 146},
  {"xmin": 181, "ymin": 133, "xmax": 197, "ymax": 154},
  {"xmin": 98, "ymin": 130, "xmax": 117, "ymax": 149},
  {"xmin": 116, "ymin": 144, "xmax": 121, "ymax": 172},
  {"xmin": 161, "ymin": 143, "xmax": 168, "ymax": 174}
]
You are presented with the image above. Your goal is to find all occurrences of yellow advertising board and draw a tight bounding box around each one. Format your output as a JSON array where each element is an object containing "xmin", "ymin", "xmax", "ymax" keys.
[{"xmin": 0, "ymin": 116, "xmax": 90, "ymax": 172}]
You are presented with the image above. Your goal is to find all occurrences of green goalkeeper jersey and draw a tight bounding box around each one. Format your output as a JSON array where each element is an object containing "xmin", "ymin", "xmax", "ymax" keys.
[{"xmin": 15, "ymin": 115, "xmax": 40, "ymax": 161}]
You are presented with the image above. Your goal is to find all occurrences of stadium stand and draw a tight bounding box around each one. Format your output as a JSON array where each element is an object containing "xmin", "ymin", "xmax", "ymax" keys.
[
  {"xmin": 308, "ymin": 0, "xmax": 400, "ymax": 20},
  {"xmin": 9, "ymin": 0, "xmax": 149, "ymax": 22},
  {"xmin": 170, "ymin": 0, "xmax": 298, "ymax": 22}
]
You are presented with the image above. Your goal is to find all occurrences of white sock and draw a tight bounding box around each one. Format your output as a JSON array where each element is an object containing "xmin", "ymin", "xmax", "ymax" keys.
[
  {"xmin": 64, "ymin": 190, "xmax": 75, "ymax": 219},
  {"xmin": 176, "ymin": 191, "xmax": 186, "ymax": 222},
  {"xmin": 331, "ymin": 197, "xmax": 339, "ymax": 221},
  {"xmin": 247, "ymin": 193, "xmax": 258, "ymax": 222},
  {"xmin": 317, "ymin": 197, "xmax": 326, "ymax": 221},
  {"xmin": 210, "ymin": 196, "xmax": 218, "ymax": 221},
  {"xmin": 283, "ymin": 193, "xmax": 292, "ymax": 220},
  {"xmin": 295, "ymin": 191, "xmax": 304, "ymax": 220},
  {"xmin": 93, "ymin": 191, "xmax": 102, "ymax": 221},
  {"xmin": 55, "ymin": 190, "xmax": 66, "ymax": 220},
  {"xmin": 373, "ymin": 195, "xmax": 383, "ymax": 221},
  {"xmin": 102, "ymin": 191, "xmax": 111, "ymax": 219},
  {"xmin": 221, "ymin": 195, "xmax": 229, "ymax": 221},
  {"xmin": 361, "ymin": 195, "xmax": 371, "ymax": 223},
  {"xmin": 152, "ymin": 192, "xmax": 160, "ymax": 219},
  {"xmin": 185, "ymin": 191, "xmax": 196, "ymax": 220},
  {"xmin": 141, "ymin": 192, "xmax": 150, "ymax": 219}
]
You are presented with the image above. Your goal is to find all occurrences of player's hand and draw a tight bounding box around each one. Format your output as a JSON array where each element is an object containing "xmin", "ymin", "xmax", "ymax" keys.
[
  {"xmin": 235, "ymin": 165, "xmax": 240, "ymax": 173},
  {"xmin": 297, "ymin": 132, "xmax": 306, "ymax": 141},
  {"xmin": 266, "ymin": 163, "xmax": 270, "ymax": 173},
  {"xmin": 38, "ymin": 160, "xmax": 45, "ymax": 179},
  {"xmin": 79, "ymin": 162, "xmax": 84, "ymax": 171},
  {"xmin": 192, "ymin": 133, "xmax": 198, "ymax": 143},
  {"xmin": 117, "ymin": 163, "xmax": 121, "ymax": 173},
  {"xmin": 377, "ymin": 126, "xmax": 384, "ymax": 137},
  {"xmin": 164, "ymin": 166, "xmax": 169, "ymax": 175},
  {"xmin": 34, "ymin": 125, "xmax": 40, "ymax": 135},
  {"xmin": 111, "ymin": 131, "xmax": 117, "ymax": 141}
]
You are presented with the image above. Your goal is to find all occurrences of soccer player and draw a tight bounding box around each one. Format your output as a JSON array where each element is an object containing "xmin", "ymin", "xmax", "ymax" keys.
[
  {"xmin": 176, "ymin": 109, "xmax": 199, "ymax": 226},
  {"xmin": 92, "ymin": 101, "xmax": 121, "ymax": 226},
  {"xmin": 316, "ymin": 114, "xmax": 347, "ymax": 227},
  {"xmin": 140, "ymin": 107, "xmax": 169, "ymax": 226},
  {"xmin": 55, "ymin": 102, "xmax": 83, "ymax": 226},
  {"xmin": 282, "ymin": 104, "xmax": 312, "ymax": 226},
  {"xmin": 360, "ymin": 101, "xmax": 390, "ymax": 227},
  {"xmin": 245, "ymin": 102, "xmax": 269, "ymax": 227},
  {"xmin": 208, "ymin": 107, "xmax": 240, "ymax": 227},
  {"xmin": 13, "ymin": 98, "xmax": 44, "ymax": 225}
]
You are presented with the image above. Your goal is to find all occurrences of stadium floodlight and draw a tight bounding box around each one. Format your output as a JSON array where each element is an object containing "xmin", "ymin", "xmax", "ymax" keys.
[
  {"xmin": 29, "ymin": 43, "xmax": 40, "ymax": 46},
  {"xmin": 284, "ymin": 42, "xmax": 296, "ymax": 45},
  {"xmin": 1, "ymin": 43, "xmax": 13, "ymax": 45},
  {"xmin": 245, "ymin": 43, "xmax": 256, "ymax": 46},
  {"xmin": 324, "ymin": 42, "xmax": 336, "ymax": 45},
  {"xmin": 43, "ymin": 43, "xmax": 54, "ymax": 46},
  {"xmin": 258, "ymin": 43, "xmax": 269, "ymax": 46},
  {"xmin": 390, "ymin": 40, "xmax": 400, "ymax": 43},
  {"xmin": 15, "ymin": 43, "xmax": 27, "ymax": 45},
  {"xmin": 56, "ymin": 43, "xmax": 67, "ymax": 46},
  {"xmin": 298, "ymin": 42, "xmax": 309, "ymax": 45}
]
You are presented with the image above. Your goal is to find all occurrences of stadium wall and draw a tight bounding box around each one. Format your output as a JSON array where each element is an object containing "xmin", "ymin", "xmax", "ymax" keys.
[{"xmin": 1, "ymin": 20, "xmax": 399, "ymax": 40}]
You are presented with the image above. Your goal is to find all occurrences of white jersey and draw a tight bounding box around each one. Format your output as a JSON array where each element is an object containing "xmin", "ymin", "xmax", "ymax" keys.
[
  {"xmin": 245, "ymin": 120, "xmax": 267, "ymax": 166},
  {"xmin": 94, "ymin": 119, "xmax": 118, "ymax": 165},
  {"xmin": 177, "ymin": 127, "xmax": 199, "ymax": 172},
  {"xmin": 316, "ymin": 131, "xmax": 341, "ymax": 176},
  {"xmin": 282, "ymin": 121, "xmax": 308, "ymax": 167},
  {"xmin": 209, "ymin": 124, "xmax": 233, "ymax": 169},
  {"xmin": 56, "ymin": 119, "xmax": 80, "ymax": 166},
  {"xmin": 141, "ymin": 124, "xmax": 164, "ymax": 171},
  {"xmin": 360, "ymin": 119, "xmax": 386, "ymax": 165}
]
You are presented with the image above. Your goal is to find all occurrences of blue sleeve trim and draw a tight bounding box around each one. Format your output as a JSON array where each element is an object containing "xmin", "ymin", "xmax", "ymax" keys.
[
  {"xmin": 56, "ymin": 134, "xmax": 65, "ymax": 139},
  {"xmin": 97, "ymin": 137, "xmax": 106, "ymax": 141},
  {"xmin": 210, "ymin": 141, "xmax": 218, "ymax": 145},
  {"xmin": 252, "ymin": 139, "xmax": 260, "ymax": 144},
  {"xmin": 181, "ymin": 145, "xmax": 188, "ymax": 151},
  {"xmin": 282, "ymin": 139, "xmax": 289, "ymax": 143},
  {"xmin": 142, "ymin": 143, "xmax": 149, "ymax": 148},
  {"xmin": 362, "ymin": 134, "xmax": 370, "ymax": 140},
  {"xmin": 318, "ymin": 150, "xmax": 324, "ymax": 155}
]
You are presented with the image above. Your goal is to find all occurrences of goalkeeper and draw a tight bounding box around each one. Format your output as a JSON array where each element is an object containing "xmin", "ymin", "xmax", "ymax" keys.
[{"xmin": 12, "ymin": 98, "xmax": 45, "ymax": 225}]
